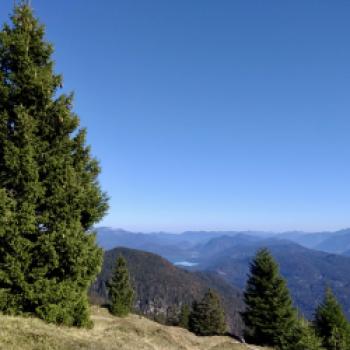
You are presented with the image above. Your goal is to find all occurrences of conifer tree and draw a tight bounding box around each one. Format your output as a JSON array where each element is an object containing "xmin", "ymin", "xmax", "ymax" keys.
[
  {"xmin": 107, "ymin": 255, "xmax": 134, "ymax": 317},
  {"xmin": 0, "ymin": 3, "xmax": 108, "ymax": 326},
  {"xmin": 188, "ymin": 289, "xmax": 227, "ymax": 336},
  {"xmin": 314, "ymin": 288, "xmax": 350, "ymax": 350},
  {"xmin": 178, "ymin": 304, "xmax": 191, "ymax": 329},
  {"xmin": 242, "ymin": 248, "xmax": 298, "ymax": 348},
  {"xmin": 289, "ymin": 318, "xmax": 325, "ymax": 350}
]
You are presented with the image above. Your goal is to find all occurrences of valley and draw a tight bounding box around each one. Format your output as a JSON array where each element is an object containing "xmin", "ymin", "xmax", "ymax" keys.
[{"xmin": 95, "ymin": 227, "xmax": 350, "ymax": 321}]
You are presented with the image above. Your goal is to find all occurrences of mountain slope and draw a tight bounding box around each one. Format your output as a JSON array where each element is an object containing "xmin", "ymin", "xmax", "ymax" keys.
[
  {"xmin": 197, "ymin": 237, "xmax": 350, "ymax": 318},
  {"xmin": 0, "ymin": 306, "xmax": 269, "ymax": 350},
  {"xmin": 96, "ymin": 227, "xmax": 266, "ymax": 250},
  {"xmin": 94, "ymin": 228, "xmax": 350, "ymax": 321},
  {"xmin": 314, "ymin": 229, "xmax": 350, "ymax": 254},
  {"xmin": 277, "ymin": 231, "xmax": 333, "ymax": 248},
  {"xmin": 96, "ymin": 227, "xmax": 194, "ymax": 261},
  {"xmin": 277, "ymin": 229, "xmax": 350, "ymax": 255},
  {"xmin": 96, "ymin": 227, "xmax": 273, "ymax": 262},
  {"xmin": 90, "ymin": 247, "xmax": 245, "ymax": 335}
]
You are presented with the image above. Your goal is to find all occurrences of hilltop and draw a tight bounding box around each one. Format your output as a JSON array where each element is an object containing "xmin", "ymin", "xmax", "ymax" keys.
[{"xmin": 0, "ymin": 306, "xmax": 268, "ymax": 350}]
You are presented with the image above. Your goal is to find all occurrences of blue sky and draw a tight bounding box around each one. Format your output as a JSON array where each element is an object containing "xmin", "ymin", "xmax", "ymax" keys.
[{"xmin": 1, "ymin": 1, "xmax": 350, "ymax": 232}]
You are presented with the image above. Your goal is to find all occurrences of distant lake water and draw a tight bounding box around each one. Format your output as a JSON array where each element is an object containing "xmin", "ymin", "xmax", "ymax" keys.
[{"xmin": 174, "ymin": 261, "xmax": 198, "ymax": 267}]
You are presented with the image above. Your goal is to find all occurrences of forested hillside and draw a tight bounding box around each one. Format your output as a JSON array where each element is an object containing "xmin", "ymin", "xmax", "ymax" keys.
[
  {"xmin": 197, "ymin": 238, "xmax": 350, "ymax": 318},
  {"xmin": 96, "ymin": 229, "xmax": 350, "ymax": 319},
  {"xmin": 90, "ymin": 247, "xmax": 245, "ymax": 335}
]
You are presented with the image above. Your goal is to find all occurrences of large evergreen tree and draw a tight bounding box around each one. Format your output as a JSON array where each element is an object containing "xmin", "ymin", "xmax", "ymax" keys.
[
  {"xmin": 188, "ymin": 289, "xmax": 227, "ymax": 336},
  {"xmin": 107, "ymin": 255, "xmax": 134, "ymax": 317},
  {"xmin": 314, "ymin": 288, "xmax": 350, "ymax": 350},
  {"xmin": 0, "ymin": 3, "xmax": 108, "ymax": 326},
  {"xmin": 242, "ymin": 248, "xmax": 298, "ymax": 348}
]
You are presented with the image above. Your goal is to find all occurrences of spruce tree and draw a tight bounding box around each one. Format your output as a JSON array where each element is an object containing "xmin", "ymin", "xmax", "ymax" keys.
[
  {"xmin": 107, "ymin": 255, "xmax": 134, "ymax": 317},
  {"xmin": 289, "ymin": 318, "xmax": 325, "ymax": 350},
  {"xmin": 178, "ymin": 304, "xmax": 191, "ymax": 329},
  {"xmin": 0, "ymin": 3, "xmax": 108, "ymax": 326},
  {"xmin": 188, "ymin": 289, "xmax": 227, "ymax": 336},
  {"xmin": 314, "ymin": 288, "xmax": 350, "ymax": 350},
  {"xmin": 242, "ymin": 248, "xmax": 298, "ymax": 348}
]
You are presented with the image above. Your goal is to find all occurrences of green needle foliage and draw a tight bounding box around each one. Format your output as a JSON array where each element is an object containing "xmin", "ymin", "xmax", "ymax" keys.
[
  {"xmin": 242, "ymin": 248, "xmax": 298, "ymax": 349},
  {"xmin": 0, "ymin": 3, "xmax": 108, "ymax": 326},
  {"xmin": 188, "ymin": 289, "xmax": 227, "ymax": 336},
  {"xmin": 288, "ymin": 318, "xmax": 325, "ymax": 350},
  {"xmin": 314, "ymin": 288, "xmax": 350, "ymax": 350},
  {"xmin": 107, "ymin": 255, "xmax": 134, "ymax": 317},
  {"xmin": 178, "ymin": 304, "xmax": 191, "ymax": 329}
]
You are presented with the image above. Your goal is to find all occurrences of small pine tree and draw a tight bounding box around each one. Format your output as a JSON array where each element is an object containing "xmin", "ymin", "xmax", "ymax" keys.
[
  {"xmin": 314, "ymin": 288, "xmax": 350, "ymax": 350},
  {"xmin": 0, "ymin": 3, "xmax": 108, "ymax": 326},
  {"xmin": 107, "ymin": 255, "xmax": 134, "ymax": 317},
  {"xmin": 178, "ymin": 304, "xmax": 191, "ymax": 329},
  {"xmin": 242, "ymin": 248, "xmax": 298, "ymax": 348},
  {"xmin": 188, "ymin": 289, "xmax": 227, "ymax": 336},
  {"xmin": 288, "ymin": 318, "xmax": 325, "ymax": 350}
]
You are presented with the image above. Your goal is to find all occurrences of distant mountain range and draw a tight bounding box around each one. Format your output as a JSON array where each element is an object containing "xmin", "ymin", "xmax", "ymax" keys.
[
  {"xmin": 278, "ymin": 229, "xmax": 350, "ymax": 254},
  {"xmin": 96, "ymin": 227, "xmax": 350, "ymax": 256},
  {"xmin": 94, "ymin": 227, "xmax": 350, "ymax": 321}
]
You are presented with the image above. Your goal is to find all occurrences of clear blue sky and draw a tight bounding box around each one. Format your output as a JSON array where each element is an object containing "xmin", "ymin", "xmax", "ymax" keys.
[{"xmin": 1, "ymin": 1, "xmax": 350, "ymax": 232}]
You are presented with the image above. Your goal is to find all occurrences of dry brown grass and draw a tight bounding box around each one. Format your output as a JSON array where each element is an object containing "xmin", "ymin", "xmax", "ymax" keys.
[{"xmin": 0, "ymin": 306, "xmax": 269, "ymax": 350}]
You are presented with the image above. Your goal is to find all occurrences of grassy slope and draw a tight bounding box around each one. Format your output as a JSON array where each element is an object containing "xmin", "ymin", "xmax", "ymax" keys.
[{"xmin": 0, "ymin": 306, "xmax": 269, "ymax": 350}]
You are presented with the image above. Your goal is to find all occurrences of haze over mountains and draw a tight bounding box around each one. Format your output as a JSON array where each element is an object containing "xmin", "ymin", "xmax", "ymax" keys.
[
  {"xmin": 97, "ymin": 226, "xmax": 350, "ymax": 257},
  {"xmin": 95, "ymin": 227, "xmax": 350, "ymax": 322},
  {"xmin": 278, "ymin": 229, "xmax": 350, "ymax": 254}
]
